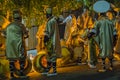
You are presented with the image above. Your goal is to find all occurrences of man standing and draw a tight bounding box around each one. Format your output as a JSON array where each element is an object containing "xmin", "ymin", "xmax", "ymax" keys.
[
  {"xmin": 4, "ymin": 9, "xmax": 29, "ymax": 79},
  {"xmin": 43, "ymin": 7, "xmax": 61, "ymax": 76},
  {"xmin": 92, "ymin": 1, "xmax": 118, "ymax": 72}
]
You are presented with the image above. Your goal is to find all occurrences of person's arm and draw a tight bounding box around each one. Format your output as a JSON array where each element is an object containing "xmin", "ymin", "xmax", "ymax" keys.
[
  {"xmin": 44, "ymin": 22, "xmax": 50, "ymax": 43},
  {"xmin": 87, "ymin": 21, "xmax": 99, "ymax": 39},
  {"xmin": 113, "ymin": 28, "xmax": 118, "ymax": 46},
  {"xmin": 21, "ymin": 24, "xmax": 29, "ymax": 38},
  {"xmin": 61, "ymin": 15, "xmax": 72, "ymax": 24}
]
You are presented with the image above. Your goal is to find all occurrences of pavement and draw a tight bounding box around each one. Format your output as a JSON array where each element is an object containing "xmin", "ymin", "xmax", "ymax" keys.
[{"xmin": 28, "ymin": 60, "xmax": 120, "ymax": 80}]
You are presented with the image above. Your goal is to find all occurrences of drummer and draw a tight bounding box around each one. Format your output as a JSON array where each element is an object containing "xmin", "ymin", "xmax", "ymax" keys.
[
  {"xmin": 91, "ymin": 0, "xmax": 118, "ymax": 72},
  {"xmin": 43, "ymin": 7, "xmax": 61, "ymax": 76},
  {"xmin": 3, "ymin": 9, "xmax": 29, "ymax": 79}
]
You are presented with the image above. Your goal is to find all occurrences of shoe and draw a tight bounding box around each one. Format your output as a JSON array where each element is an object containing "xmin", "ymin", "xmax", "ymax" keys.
[
  {"xmin": 10, "ymin": 77, "xmax": 18, "ymax": 80},
  {"xmin": 41, "ymin": 72, "xmax": 48, "ymax": 75},
  {"xmin": 88, "ymin": 63, "xmax": 96, "ymax": 68},
  {"xmin": 18, "ymin": 76, "xmax": 29, "ymax": 80},
  {"xmin": 77, "ymin": 62, "xmax": 82, "ymax": 65},
  {"xmin": 98, "ymin": 69, "xmax": 106, "ymax": 72},
  {"xmin": 41, "ymin": 69, "xmax": 49, "ymax": 75},
  {"xmin": 108, "ymin": 67, "xmax": 113, "ymax": 71},
  {"xmin": 47, "ymin": 72, "xmax": 57, "ymax": 77},
  {"xmin": 77, "ymin": 62, "xmax": 87, "ymax": 65},
  {"xmin": 82, "ymin": 62, "xmax": 87, "ymax": 65}
]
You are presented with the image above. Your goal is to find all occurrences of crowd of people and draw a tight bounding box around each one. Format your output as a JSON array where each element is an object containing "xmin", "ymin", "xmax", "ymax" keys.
[
  {"xmin": 36, "ymin": 2, "xmax": 120, "ymax": 77},
  {"xmin": 0, "ymin": 0, "xmax": 120, "ymax": 80},
  {"xmin": 35, "ymin": 0, "xmax": 120, "ymax": 78},
  {"xmin": 56, "ymin": 5, "xmax": 120, "ymax": 72}
]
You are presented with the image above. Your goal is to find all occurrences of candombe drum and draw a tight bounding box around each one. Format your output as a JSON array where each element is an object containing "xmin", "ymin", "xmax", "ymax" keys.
[
  {"xmin": 33, "ymin": 47, "xmax": 71, "ymax": 72},
  {"xmin": 14, "ymin": 58, "xmax": 32, "ymax": 76},
  {"xmin": 33, "ymin": 50, "xmax": 47, "ymax": 73}
]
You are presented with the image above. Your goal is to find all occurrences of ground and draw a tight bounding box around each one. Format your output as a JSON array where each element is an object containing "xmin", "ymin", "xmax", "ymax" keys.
[{"xmin": 28, "ymin": 60, "xmax": 120, "ymax": 80}]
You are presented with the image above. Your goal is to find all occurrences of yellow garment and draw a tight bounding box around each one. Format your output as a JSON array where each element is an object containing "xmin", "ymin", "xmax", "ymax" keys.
[{"xmin": 36, "ymin": 22, "xmax": 46, "ymax": 52}]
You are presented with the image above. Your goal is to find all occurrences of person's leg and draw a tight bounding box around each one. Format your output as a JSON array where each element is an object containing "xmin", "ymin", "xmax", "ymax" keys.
[
  {"xmin": 47, "ymin": 54, "xmax": 57, "ymax": 76},
  {"xmin": 41, "ymin": 53, "xmax": 51, "ymax": 75},
  {"xmin": 47, "ymin": 61, "xmax": 57, "ymax": 76},
  {"xmin": 109, "ymin": 58, "xmax": 113, "ymax": 71},
  {"xmin": 19, "ymin": 60, "xmax": 29, "ymax": 79},
  {"xmin": 52, "ymin": 61, "xmax": 57, "ymax": 73},
  {"xmin": 19, "ymin": 60, "xmax": 25, "ymax": 76},
  {"xmin": 88, "ymin": 39, "xmax": 97, "ymax": 68},
  {"xmin": 98, "ymin": 58, "xmax": 106, "ymax": 72},
  {"xmin": 9, "ymin": 60, "xmax": 15, "ymax": 78},
  {"xmin": 41, "ymin": 61, "xmax": 51, "ymax": 75}
]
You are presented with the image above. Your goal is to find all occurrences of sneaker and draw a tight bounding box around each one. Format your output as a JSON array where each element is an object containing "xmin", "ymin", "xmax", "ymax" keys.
[
  {"xmin": 47, "ymin": 72, "xmax": 57, "ymax": 77},
  {"xmin": 108, "ymin": 67, "xmax": 113, "ymax": 71},
  {"xmin": 98, "ymin": 69, "xmax": 106, "ymax": 72},
  {"xmin": 41, "ymin": 72, "xmax": 48, "ymax": 75},
  {"xmin": 10, "ymin": 77, "xmax": 18, "ymax": 80},
  {"xmin": 18, "ymin": 76, "xmax": 29, "ymax": 80},
  {"xmin": 41, "ymin": 69, "xmax": 49, "ymax": 75},
  {"xmin": 77, "ymin": 62, "xmax": 82, "ymax": 65},
  {"xmin": 88, "ymin": 63, "xmax": 96, "ymax": 68},
  {"xmin": 82, "ymin": 62, "xmax": 87, "ymax": 65},
  {"xmin": 77, "ymin": 62, "xmax": 87, "ymax": 65}
]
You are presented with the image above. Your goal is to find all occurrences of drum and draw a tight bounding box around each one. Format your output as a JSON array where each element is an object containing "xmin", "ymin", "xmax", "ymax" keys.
[
  {"xmin": 33, "ymin": 47, "xmax": 72, "ymax": 72},
  {"xmin": 14, "ymin": 58, "xmax": 32, "ymax": 76},
  {"xmin": 33, "ymin": 50, "xmax": 47, "ymax": 73}
]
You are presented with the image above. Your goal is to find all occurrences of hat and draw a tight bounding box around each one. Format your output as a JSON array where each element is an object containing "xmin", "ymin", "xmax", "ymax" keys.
[
  {"xmin": 13, "ymin": 9, "xmax": 22, "ymax": 19},
  {"xmin": 93, "ymin": 0, "xmax": 110, "ymax": 13},
  {"xmin": 46, "ymin": 7, "xmax": 52, "ymax": 14}
]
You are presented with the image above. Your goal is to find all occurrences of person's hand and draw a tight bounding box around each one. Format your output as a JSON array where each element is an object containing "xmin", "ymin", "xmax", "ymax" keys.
[
  {"xmin": 44, "ymin": 35, "xmax": 49, "ymax": 43},
  {"xmin": 87, "ymin": 32, "xmax": 95, "ymax": 39}
]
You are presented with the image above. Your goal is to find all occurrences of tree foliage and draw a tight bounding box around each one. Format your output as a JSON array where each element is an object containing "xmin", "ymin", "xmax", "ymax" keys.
[{"xmin": 0, "ymin": 0, "xmax": 120, "ymax": 27}]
